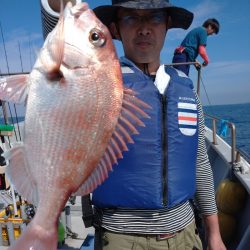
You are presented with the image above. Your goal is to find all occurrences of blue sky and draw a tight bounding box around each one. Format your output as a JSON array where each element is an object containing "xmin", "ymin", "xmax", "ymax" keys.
[{"xmin": 0, "ymin": 0, "xmax": 249, "ymax": 108}]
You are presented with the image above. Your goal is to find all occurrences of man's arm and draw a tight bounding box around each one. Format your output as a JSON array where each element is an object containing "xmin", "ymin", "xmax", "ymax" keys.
[
  {"xmin": 203, "ymin": 214, "xmax": 226, "ymax": 250},
  {"xmin": 195, "ymin": 94, "xmax": 226, "ymax": 250},
  {"xmin": 198, "ymin": 45, "xmax": 209, "ymax": 66}
]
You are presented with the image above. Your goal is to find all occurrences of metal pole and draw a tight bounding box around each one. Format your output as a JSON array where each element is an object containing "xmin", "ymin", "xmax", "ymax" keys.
[
  {"xmin": 10, "ymin": 185, "xmax": 18, "ymax": 218},
  {"xmin": 0, "ymin": 141, "xmax": 18, "ymax": 217},
  {"xmin": 231, "ymin": 123, "xmax": 236, "ymax": 164},
  {"xmin": 65, "ymin": 205, "xmax": 71, "ymax": 231},
  {"xmin": 166, "ymin": 61, "xmax": 200, "ymax": 66},
  {"xmin": 0, "ymin": 72, "xmax": 29, "ymax": 76},
  {"xmin": 6, "ymin": 221, "xmax": 15, "ymax": 245},
  {"xmin": 1, "ymin": 101, "xmax": 9, "ymax": 125},
  {"xmin": 236, "ymin": 151, "xmax": 241, "ymax": 163},
  {"xmin": 0, "ymin": 223, "xmax": 3, "ymax": 246},
  {"xmin": 20, "ymin": 204, "xmax": 27, "ymax": 220},
  {"xmin": 212, "ymin": 119, "xmax": 217, "ymax": 145}
]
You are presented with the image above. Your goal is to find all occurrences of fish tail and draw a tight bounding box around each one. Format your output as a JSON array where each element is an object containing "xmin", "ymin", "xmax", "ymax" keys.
[{"xmin": 8, "ymin": 220, "xmax": 58, "ymax": 250}]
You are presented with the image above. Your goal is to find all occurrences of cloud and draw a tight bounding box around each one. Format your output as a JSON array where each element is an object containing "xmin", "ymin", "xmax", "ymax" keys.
[{"xmin": 191, "ymin": 0, "xmax": 222, "ymax": 23}]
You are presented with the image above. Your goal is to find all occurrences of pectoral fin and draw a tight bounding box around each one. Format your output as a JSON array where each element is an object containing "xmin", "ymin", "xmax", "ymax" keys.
[{"xmin": 0, "ymin": 74, "xmax": 29, "ymax": 103}]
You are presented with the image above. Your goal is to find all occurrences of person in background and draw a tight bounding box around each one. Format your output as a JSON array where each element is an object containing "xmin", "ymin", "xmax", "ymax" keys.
[
  {"xmin": 41, "ymin": 1, "xmax": 226, "ymax": 249},
  {"xmin": 172, "ymin": 18, "xmax": 220, "ymax": 76}
]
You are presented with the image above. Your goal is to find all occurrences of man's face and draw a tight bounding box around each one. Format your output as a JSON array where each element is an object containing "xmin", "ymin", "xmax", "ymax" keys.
[
  {"xmin": 207, "ymin": 25, "xmax": 216, "ymax": 36},
  {"xmin": 112, "ymin": 8, "xmax": 168, "ymax": 65}
]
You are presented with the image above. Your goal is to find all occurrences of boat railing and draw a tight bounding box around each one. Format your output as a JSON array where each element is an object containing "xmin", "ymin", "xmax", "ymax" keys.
[
  {"xmin": 0, "ymin": 72, "xmax": 29, "ymax": 76},
  {"xmin": 204, "ymin": 113, "xmax": 238, "ymax": 166}
]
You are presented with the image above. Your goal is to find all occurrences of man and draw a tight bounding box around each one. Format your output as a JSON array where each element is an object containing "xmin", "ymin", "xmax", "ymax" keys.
[
  {"xmin": 42, "ymin": 1, "xmax": 226, "ymax": 249},
  {"xmin": 172, "ymin": 18, "xmax": 220, "ymax": 75}
]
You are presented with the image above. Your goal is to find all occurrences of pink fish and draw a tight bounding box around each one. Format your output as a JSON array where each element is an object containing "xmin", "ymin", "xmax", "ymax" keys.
[{"xmin": 0, "ymin": 2, "xmax": 150, "ymax": 249}]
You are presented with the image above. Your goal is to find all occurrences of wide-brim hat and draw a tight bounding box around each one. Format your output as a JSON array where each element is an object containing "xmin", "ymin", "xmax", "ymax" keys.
[{"xmin": 93, "ymin": 0, "xmax": 193, "ymax": 38}]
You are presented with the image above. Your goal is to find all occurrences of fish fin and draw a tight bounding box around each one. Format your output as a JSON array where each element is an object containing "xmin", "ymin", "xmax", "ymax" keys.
[
  {"xmin": 73, "ymin": 159, "xmax": 110, "ymax": 195},
  {"xmin": 8, "ymin": 219, "xmax": 57, "ymax": 250},
  {"xmin": 39, "ymin": 1, "xmax": 65, "ymax": 81},
  {"xmin": 73, "ymin": 88, "xmax": 151, "ymax": 195},
  {"xmin": 0, "ymin": 74, "xmax": 29, "ymax": 103},
  {"xmin": 4, "ymin": 142, "xmax": 39, "ymax": 205}
]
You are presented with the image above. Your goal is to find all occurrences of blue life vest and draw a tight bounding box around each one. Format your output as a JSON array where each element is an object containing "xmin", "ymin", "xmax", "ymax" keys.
[{"xmin": 92, "ymin": 62, "xmax": 198, "ymax": 209}]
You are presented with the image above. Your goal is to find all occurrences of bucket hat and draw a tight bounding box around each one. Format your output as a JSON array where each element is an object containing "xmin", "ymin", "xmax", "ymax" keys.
[{"xmin": 93, "ymin": 0, "xmax": 193, "ymax": 35}]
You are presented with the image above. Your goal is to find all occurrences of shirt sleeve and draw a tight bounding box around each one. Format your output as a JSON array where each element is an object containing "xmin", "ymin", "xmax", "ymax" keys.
[
  {"xmin": 194, "ymin": 92, "xmax": 218, "ymax": 215},
  {"xmin": 40, "ymin": 0, "xmax": 60, "ymax": 40},
  {"xmin": 198, "ymin": 45, "xmax": 209, "ymax": 64}
]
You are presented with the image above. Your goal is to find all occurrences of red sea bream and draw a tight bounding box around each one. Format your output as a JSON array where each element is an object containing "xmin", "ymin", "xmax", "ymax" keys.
[{"xmin": 0, "ymin": 2, "xmax": 150, "ymax": 249}]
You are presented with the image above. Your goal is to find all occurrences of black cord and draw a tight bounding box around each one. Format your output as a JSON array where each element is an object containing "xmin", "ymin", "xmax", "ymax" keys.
[{"xmin": 200, "ymin": 75, "xmax": 212, "ymax": 106}]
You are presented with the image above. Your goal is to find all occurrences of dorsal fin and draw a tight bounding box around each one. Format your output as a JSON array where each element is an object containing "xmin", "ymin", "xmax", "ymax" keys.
[{"xmin": 73, "ymin": 88, "xmax": 151, "ymax": 196}]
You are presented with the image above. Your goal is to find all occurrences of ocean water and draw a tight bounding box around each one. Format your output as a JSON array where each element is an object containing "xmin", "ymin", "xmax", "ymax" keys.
[
  {"xmin": 1, "ymin": 103, "xmax": 250, "ymax": 157},
  {"xmin": 204, "ymin": 103, "xmax": 250, "ymax": 158}
]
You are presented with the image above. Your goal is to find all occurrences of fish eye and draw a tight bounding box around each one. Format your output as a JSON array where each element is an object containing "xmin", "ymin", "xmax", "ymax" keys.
[{"xmin": 89, "ymin": 29, "xmax": 106, "ymax": 47}]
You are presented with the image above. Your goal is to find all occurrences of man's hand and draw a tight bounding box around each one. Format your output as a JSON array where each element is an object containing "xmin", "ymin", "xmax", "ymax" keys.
[
  {"xmin": 202, "ymin": 61, "xmax": 208, "ymax": 67},
  {"xmin": 48, "ymin": 0, "xmax": 76, "ymax": 12},
  {"xmin": 194, "ymin": 60, "xmax": 202, "ymax": 70},
  {"xmin": 203, "ymin": 214, "xmax": 227, "ymax": 250}
]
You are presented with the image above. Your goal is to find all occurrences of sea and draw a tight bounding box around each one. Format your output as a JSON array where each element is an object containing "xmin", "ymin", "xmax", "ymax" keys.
[
  {"xmin": 1, "ymin": 103, "xmax": 250, "ymax": 158},
  {"xmin": 204, "ymin": 102, "xmax": 250, "ymax": 158}
]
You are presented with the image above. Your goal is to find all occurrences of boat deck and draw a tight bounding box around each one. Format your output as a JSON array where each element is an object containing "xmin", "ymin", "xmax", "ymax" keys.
[
  {"xmin": 60, "ymin": 203, "xmax": 95, "ymax": 250},
  {"xmin": 0, "ymin": 196, "xmax": 95, "ymax": 250}
]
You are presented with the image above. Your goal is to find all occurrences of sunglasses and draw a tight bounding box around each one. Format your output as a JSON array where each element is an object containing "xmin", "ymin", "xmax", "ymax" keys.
[{"xmin": 118, "ymin": 12, "xmax": 168, "ymax": 26}]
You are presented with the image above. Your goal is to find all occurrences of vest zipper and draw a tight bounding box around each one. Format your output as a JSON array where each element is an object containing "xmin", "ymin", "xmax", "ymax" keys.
[{"xmin": 161, "ymin": 94, "xmax": 167, "ymax": 206}]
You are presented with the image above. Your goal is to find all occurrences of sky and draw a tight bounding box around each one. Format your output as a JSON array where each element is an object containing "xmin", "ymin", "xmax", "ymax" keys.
[{"xmin": 0, "ymin": 0, "xmax": 250, "ymax": 111}]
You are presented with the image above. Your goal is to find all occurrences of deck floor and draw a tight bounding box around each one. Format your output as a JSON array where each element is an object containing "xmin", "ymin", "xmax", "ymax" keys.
[{"xmin": 0, "ymin": 196, "xmax": 95, "ymax": 250}]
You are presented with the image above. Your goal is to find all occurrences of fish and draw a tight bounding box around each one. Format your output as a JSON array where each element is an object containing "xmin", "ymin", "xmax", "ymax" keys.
[{"xmin": 0, "ymin": 2, "xmax": 150, "ymax": 250}]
